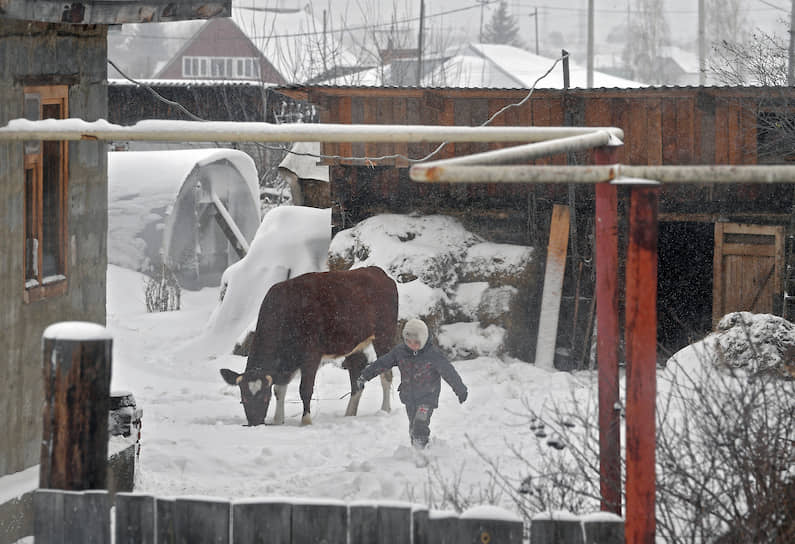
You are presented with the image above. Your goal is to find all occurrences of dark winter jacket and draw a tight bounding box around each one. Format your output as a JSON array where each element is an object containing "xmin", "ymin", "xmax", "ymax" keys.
[{"xmin": 361, "ymin": 339, "xmax": 467, "ymax": 408}]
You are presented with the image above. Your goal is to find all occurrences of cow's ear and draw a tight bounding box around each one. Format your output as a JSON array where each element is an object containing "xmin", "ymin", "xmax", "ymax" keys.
[{"xmin": 220, "ymin": 368, "xmax": 241, "ymax": 385}]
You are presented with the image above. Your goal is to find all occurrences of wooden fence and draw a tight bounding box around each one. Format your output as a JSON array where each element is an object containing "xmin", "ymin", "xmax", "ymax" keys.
[{"xmin": 33, "ymin": 489, "xmax": 624, "ymax": 543}]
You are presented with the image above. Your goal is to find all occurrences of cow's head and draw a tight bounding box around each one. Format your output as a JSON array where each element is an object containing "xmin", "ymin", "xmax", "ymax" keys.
[{"xmin": 220, "ymin": 367, "xmax": 273, "ymax": 426}]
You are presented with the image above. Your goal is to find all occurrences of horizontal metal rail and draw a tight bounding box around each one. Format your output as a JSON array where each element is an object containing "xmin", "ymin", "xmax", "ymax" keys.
[
  {"xmin": 0, "ymin": 119, "xmax": 624, "ymax": 143},
  {"xmin": 409, "ymin": 164, "xmax": 795, "ymax": 184}
]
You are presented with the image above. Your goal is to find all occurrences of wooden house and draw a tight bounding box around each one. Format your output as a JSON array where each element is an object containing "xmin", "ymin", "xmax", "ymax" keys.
[
  {"xmin": 276, "ymin": 85, "xmax": 795, "ymax": 363},
  {"xmin": 0, "ymin": 2, "xmax": 229, "ymax": 542}
]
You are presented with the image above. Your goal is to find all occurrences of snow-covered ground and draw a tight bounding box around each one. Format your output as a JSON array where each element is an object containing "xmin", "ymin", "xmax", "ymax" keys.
[{"xmin": 107, "ymin": 261, "xmax": 584, "ymax": 504}]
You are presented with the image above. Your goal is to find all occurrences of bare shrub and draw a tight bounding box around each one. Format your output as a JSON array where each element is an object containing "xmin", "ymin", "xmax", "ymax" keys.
[{"xmin": 426, "ymin": 316, "xmax": 794, "ymax": 542}]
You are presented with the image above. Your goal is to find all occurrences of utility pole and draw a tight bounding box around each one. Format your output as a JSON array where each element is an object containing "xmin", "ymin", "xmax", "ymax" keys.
[
  {"xmin": 587, "ymin": 0, "xmax": 594, "ymax": 88},
  {"xmin": 699, "ymin": 0, "xmax": 706, "ymax": 85},
  {"xmin": 477, "ymin": 0, "xmax": 490, "ymax": 42},
  {"xmin": 530, "ymin": 7, "xmax": 539, "ymax": 55},
  {"xmin": 417, "ymin": 0, "xmax": 425, "ymax": 86},
  {"xmin": 789, "ymin": 0, "xmax": 795, "ymax": 85}
]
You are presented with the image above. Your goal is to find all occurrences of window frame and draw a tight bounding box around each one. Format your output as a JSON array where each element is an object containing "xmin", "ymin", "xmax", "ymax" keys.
[{"xmin": 22, "ymin": 85, "xmax": 69, "ymax": 304}]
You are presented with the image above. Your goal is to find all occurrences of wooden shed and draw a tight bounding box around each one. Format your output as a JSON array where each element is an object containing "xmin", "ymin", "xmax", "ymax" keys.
[{"xmin": 276, "ymin": 85, "xmax": 795, "ymax": 362}]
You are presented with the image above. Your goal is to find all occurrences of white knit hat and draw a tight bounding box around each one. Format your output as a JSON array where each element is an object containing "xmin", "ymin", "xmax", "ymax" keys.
[{"xmin": 402, "ymin": 319, "xmax": 429, "ymax": 349}]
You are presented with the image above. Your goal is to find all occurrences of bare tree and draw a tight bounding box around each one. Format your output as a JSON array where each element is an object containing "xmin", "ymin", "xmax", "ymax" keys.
[{"xmin": 622, "ymin": 0, "xmax": 670, "ymax": 85}]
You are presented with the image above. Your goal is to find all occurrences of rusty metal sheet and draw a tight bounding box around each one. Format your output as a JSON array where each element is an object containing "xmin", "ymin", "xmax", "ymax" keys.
[{"xmin": 0, "ymin": 1, "xmax": 230, "ymax": 24}]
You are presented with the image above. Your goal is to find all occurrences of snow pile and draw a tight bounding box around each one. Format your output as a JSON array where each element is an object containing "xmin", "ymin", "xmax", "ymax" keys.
[
  {"xmin": 328, "ymin": 214, "xmax": 534, "ymax": 359},
  {"xmin": 184, "ymin": 206, "xmax": 331, "ymax": 358}
]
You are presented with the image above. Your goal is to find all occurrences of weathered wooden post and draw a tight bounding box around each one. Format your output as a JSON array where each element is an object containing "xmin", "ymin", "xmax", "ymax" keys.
[
  {"xmin": 593, "ymin": 144, "xmax": 623, "ymax": 516},
  {"xmin": 530, "ymin": 512, "xmax": 584, "ymax": 544},
  {"xmin": 175, "ymin": 497, "xmax": 231, "ymax": 544},
  {"xmin": 40, "ymin": 321, "xmax": 113, "ymax": 490},
  {"xmin": 624, "ymin": 185, "xmax": 659, "ymax": 544},
  {"xmin": 291, "ymin": 499, "xmax": 347, "ymax": 543}
]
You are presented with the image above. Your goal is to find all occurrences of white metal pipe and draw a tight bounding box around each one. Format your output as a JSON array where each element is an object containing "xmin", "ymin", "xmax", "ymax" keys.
[
  {"xmin": 412, "ymin": 130, "xmax": 619, "ymax": 168},
  {"xmin": 0, "ymin": 118, "xmax": 624, "ymax": 143},
  {"xmin": 409, "ymin": 164, "xmax": 795, "ymax": 184}
]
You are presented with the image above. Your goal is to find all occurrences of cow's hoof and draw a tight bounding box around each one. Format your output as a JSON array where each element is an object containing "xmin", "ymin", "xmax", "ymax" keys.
[{"xmin": 301, "ymin": 414, "xmax": 312, "ymax": 425}]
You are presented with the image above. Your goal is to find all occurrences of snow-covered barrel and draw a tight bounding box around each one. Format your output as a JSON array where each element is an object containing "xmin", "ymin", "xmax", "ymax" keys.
[{"xmin": 108, "ymin": 148, "xmax": 261, "ymax": 289}]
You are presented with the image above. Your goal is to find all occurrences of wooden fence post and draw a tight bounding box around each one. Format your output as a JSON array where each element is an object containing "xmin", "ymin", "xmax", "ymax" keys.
[
  {"xmin": 459, "ymin": 505, "xmax": 524, "ymax": 544},
  {"xmin": 174, "ymin": 497, "xmax": 230, "ymax": 544},
  {"xmin": 40, "ymin": 322, "xmax": 113, "ymax": 491},
  {"xmin": 115, "ymin": 493, "xmax": 156, "ymax": 544},
  {"xmin": 232, "ymin": 499, "xmax": 292, "ymax": 543},
  {"xmin": 291, "ymin": 499, "xmax": 347, "ymax": 544}
]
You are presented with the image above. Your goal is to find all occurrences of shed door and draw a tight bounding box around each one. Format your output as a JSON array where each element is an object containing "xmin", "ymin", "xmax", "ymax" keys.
[{"xmin": 712, "ymin": 223, "xmax": 784, "ymax": 325}]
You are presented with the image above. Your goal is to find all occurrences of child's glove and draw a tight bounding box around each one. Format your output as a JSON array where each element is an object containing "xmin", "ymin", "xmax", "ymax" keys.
[
  {"xmin": 457, "ymin": 387, "xmax": 468, "ymax": 404},
  {"xmin": 355, "ymin": 376, "xmax": 367, "ymax": 392}
]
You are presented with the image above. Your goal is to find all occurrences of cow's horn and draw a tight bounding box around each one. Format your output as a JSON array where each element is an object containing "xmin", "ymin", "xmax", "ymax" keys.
[{"xmin": 265, "ymin": 375, "xmax": 273, "ymax": 386}]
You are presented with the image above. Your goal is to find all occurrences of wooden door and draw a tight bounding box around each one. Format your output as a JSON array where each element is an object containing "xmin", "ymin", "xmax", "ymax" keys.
[{"xmin": 712, "ymin": 223, "xmax": 785, "ymax": 325}]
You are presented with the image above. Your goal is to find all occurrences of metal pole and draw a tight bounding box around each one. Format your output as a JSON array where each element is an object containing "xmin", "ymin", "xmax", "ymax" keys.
[
  {"xmin": 417, "ymin": 0, "xmax": 425, "ymax": 86},
  {"xmin": 535, "ymin": 7, "xmax": 539, "ymax": 55},
  {"xmin": 699, "ymin": 0, "xmax": 706, "ymax": 85},
  {"xmin": 0, "ymin": 119, "xmax": 624, "ymax": 143},
  {"xmin": 593, "ymin": 146, "xmax": 622, "ymax": 515},
  {"xmin": 562, "ymin": 49, "xmax": 570, "ymax": 89},
  {"xmin": 624, "ymin": 186, "xmax": 659, "ymax": 544},
  {"xmin": 409, "ymin": 163, "xmax": 795, "ymax": 184},
  {"xmin": 587, "ymin": 0, "xmax": 594, "ymax": 88}
]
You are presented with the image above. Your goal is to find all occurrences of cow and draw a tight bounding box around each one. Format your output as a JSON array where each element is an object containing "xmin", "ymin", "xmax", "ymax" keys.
[{"xmin": 220, "ymin": 266, "xmax": 398, "ymax": 426}]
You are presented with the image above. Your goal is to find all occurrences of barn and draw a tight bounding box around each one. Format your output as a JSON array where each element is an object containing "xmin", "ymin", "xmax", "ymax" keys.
[
  {"xmin": 0, "ymin": 2, "xmax": 230, "ymax": 542},
  {"xmin": 275, "ymin": 85, "xmax": 795, "ymax": 363}
]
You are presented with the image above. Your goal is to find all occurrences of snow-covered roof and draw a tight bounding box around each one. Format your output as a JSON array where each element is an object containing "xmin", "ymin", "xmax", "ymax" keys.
[
  {"xmin": 425, "ymin": 43, "xmax": 645, "ymax": 89},
  {"xmin": 231, "ymin": 0, "xmax": 360, "ymax": 84}
]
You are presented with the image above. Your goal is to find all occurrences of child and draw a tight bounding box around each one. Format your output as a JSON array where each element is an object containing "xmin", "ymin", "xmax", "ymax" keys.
[{"xmin": 356, "ymin": 318, "xmax": 468, "ymax": 449}]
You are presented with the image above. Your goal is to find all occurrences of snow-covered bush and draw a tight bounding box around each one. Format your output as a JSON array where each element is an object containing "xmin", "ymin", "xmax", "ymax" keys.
[{"xmin": 328, "ymin": 213, "xmax": 536, "ymax": 360}]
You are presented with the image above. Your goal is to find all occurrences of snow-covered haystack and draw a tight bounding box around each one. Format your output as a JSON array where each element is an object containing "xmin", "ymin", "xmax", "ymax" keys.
[
  {"xmin": 666, "ymin": 312, "xmax": 795, "ymax": 381},
  {"xmin": 328, "ymin": 214, "xmax": 536, "ymax": 359}
]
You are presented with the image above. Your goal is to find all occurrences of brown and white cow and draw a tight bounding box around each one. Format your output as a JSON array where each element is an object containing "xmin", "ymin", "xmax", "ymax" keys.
[{"xmin": 220, "ymin": 266, "xmax": 398, "ymax": 426}]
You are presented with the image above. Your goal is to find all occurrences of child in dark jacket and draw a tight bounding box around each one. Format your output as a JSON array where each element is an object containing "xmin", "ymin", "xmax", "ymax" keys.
[{"xmin": 356, "ymin": 318, "xmax": 468, "ymax": 449}]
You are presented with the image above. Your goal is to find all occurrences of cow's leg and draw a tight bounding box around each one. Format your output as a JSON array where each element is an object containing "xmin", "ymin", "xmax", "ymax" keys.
[
  {"xmin": 299, "ymin": 365, "xmax": 319, "ymax": 425},
  {"xmin": 272, "ymin": 383, "xmax": 287, "ymax": 425}
]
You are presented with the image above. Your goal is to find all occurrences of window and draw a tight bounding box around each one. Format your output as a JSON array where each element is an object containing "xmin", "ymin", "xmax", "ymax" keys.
[
  {"xmin": 23, "ymin": 85, "xmax": 68, "ymax": 303},
  {"xmin": 181, "ymin": 56, "xmax": 261, "ymax": 80}
]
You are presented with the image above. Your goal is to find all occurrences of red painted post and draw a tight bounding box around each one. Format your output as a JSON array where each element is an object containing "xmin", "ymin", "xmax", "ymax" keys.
[
  {"xmin": 625, "ymin": 186, "xmax": 659, "ymax": 544},
  {"xmin": 593, "ymin": 145, "xmax": 622, "ymax": 515}
]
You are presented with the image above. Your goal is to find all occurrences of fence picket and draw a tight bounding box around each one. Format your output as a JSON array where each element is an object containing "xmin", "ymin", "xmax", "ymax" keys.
[
  {"xmin": 349, "ymin": 502, "xmax": 378, "ymax": 544},
  {"xmin": 232, "ymin": 499, "xmax": 292, "ymax": 543},
  {"xmin": 377, "ymin": 503, "xmax": 413, "ymax": 544},
  {"xmin": 531, "ymin": 516, "xmax": 585, "ymax": 544},
  {"xmin": 459, "ymin": 508, "xmax": 524, "ymax": 544},
  {"xmin": 34, "ymin": 489, "xmax": 64, "ymax": 544},
  {"xmin": 156, "ymin": 497, "xmax": 176, "ymax": 544},
  {"xmin": 174, "ymin": 497, "xmax": 231, "ymax": 544},
  {"xmin": 63, "ymin": 490, "xmax": 110, "ymax": 544},
  {"xmin": 425, "ymin": 511, "xmax": 461, "ymax": 544},
  {"xmin": 291, "ymin": 500, "xmax": 347, "ymax": 544},
  {"xmin": 115, "ymin": 493, "xmax": 156, "ymax": 544},
  {"xmin": 32, "ymin": 489, "xmax": 629, "ymax": 543}
]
